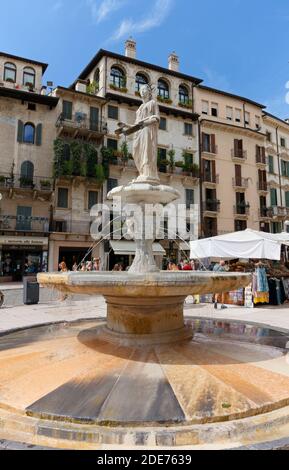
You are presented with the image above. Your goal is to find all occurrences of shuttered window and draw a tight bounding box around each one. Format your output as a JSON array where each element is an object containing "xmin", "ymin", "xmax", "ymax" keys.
[
  {"xmin": 16, "ymin": 206, "xmax": 32, "ymax": 231},
  {"xmin": 186, "ymin": 189, "xmax": 194, "ymax": 209},
  {"xmin": 88, "ymin": 191, "xmax": 98, "ymax": 210},
  {"xmin": 36, "ymin": 123, "xmax": 42, "ymax": 146},
  {"xmin": 108, "ymin": 105, "xmax": 118, "ymax": 120},
  {"xmin": 62, "ymin": 101, "xmax": 73, "ymax": 120},
  {"xmin": 268, "ymin": 155, "xmax": 274, "ymax": 174},
  {"xmin": 286, "ymin": 192, "xmax": 289, "ymax": 208},
  {"xmin": 57, "ymin": 188, "xmax": 69, "ymax": 208},
  {"xmin": 270, "ymin": 188, "xmax": 277, "ymax": 207},
  {"xmin": 107, "ymin": 178, "xmax": 118, "ymax": 193},
  {"xmin": 90, "ymin": 107, "xmax": 99, "ymax": 131}
]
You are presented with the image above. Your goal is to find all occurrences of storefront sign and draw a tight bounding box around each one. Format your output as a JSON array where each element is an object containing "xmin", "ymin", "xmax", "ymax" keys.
[{"xmin": 0, "ymin": 237, "xmax": 48, "ymax": 247}]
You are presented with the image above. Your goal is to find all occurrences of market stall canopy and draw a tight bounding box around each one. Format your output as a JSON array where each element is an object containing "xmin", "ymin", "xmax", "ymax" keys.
[
  {"xmin": 190, "ymin": 229, "xmax": 281, "ymax": 261},
  {"xmin": 110, "ymin": 241, "xmax": 166, "ymax": 256}
]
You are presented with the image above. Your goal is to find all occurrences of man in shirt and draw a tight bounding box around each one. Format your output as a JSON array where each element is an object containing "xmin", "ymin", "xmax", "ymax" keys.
[{"xmin": 213, "ymin": 260, "xmax": 228, "ymax": 310}]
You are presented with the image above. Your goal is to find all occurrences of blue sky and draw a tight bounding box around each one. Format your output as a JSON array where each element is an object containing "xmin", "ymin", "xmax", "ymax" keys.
[{"xmin": 1, "ymin": 0, "xmax": 289, "ymax": 117}]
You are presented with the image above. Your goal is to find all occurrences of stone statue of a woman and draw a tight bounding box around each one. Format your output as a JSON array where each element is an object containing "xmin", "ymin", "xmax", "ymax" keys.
[{"xmin": 116, "ymin": 84, "xmax": 160, "ymax": 183}]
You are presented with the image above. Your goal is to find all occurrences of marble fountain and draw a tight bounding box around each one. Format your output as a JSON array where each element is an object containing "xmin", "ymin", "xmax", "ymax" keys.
[{"xmin": 1, "ymin": 86, "xmax": 289, "ymax": 450}]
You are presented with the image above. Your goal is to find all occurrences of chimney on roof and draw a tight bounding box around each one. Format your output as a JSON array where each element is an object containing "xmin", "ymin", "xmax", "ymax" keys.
[
  {"xmin": 125, "ymin": 38, "xmax": 136, "ymax": 59},
  {"xmin": 168, "ymin": 51, "xmax": 179, "ymax": 72}
]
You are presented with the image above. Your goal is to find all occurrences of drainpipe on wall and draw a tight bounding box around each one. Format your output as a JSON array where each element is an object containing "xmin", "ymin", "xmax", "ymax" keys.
[
  {"xmin": 276, "ymin": 126, "xmax": 283, "ymax": 207},
  {"xmin": 191, "ymin": 83, "xmax": 203, "ymax": 238},
  {"xmin": 198, "ymin": 118, "xmax": 203, "ymax": 238}
]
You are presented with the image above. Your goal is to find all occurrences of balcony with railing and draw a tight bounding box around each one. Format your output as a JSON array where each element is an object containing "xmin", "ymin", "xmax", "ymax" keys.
[
  {"xmin": 257, "ymin": 181, "xmax": 268, "ymax": 192},
  {"xmin": 267, "ymin": 206, "xmax": 289, "ymax": 218},
  {"xmin": 51, "ymin": 219, "xmax": 92, "ymax": 235},
  {"xmin": 56, "ymin": 113, "xmax": 108, "ymax": 139},
  {"xmin": 232, "ymin": 177, "xmax": 249, "ymax": 189},
  {"xmin": 203, "ymin": 200, "xmax": 221, "ymax": 213},
  {"xmin": 0, "ymin": 215, "xmax": 50, "ymax": 233},
  {"xmin": 234, "ymin": 203, "xmax": 250, "ymax": 216},
  {"xmin": 0, "ymin": 174, "xmax": 54, "ymax": 192},
  {"xmin": 231, "ymin": 148, "xmax": 247, "ymax": 161},
  {"xmin": 259, "ymin": 207, "xmax": 270, "ymax": 218},
  {"xmin": 201, "ymin": 144, "xmax": 218, "ymax": 155},
  {"xmin": 256, "ymin": 153, "xmax": 267, "ymax": 165},
  {"xmin": 203, "ymin": 173, "xmax": 219, "ymax": 184}
]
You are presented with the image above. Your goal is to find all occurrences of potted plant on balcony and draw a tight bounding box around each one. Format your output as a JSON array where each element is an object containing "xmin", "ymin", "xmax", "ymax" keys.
[
  {"xmin": 19, "ymin": 176, "xmax": 34, "ymax": 188},
  {"xmin": 179, "ymin": 99, "xmax": 193, "ymax": 109},
  {"xmin": 25, "ymin": 82, "xmax": 34, "ymax": 92},
  {"xmin": 157, "ymin": 96, "xmax": 173, "ymax": 105},
  {"xmin": 167, "ymin": 149, "xmax": 176, "ymax": 173},
  {"xmin": 5, "ymin": 77, "xmax": 15, "ymax": 84},
  {"xmin": 40, "ymin": 179, "xmax": 52, "ymax": 190},
  {"xmin": 86, "ymin": 80, "xmax": 99, "ymax": 95}
]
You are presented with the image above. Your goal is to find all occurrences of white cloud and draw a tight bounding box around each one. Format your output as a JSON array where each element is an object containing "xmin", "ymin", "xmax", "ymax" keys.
[
  {"xmin": 87, "ymin": 0, "xmax": 127, "ymax": 24},
  {"xmin": 52, "ymin": 1, "xmax": 63, "ymax": 11},
  {"xmin": 112, "ymin": 0, "xmax": 174, "ymax": 41}
]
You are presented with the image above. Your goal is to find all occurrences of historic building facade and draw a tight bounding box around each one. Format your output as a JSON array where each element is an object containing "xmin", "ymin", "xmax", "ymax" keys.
[{"xmin": 1, "ymin": 40, "xmax": 289, "ymax": 279}]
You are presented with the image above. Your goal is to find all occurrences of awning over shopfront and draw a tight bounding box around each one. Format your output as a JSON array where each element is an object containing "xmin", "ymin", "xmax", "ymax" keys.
[
  {"xmin": 110, "ymin": 241, "xmax": 166, "ymax": 256},
  {"xmin": 190, "ymin": 229, "xmax": 281, "ymax": 261}
]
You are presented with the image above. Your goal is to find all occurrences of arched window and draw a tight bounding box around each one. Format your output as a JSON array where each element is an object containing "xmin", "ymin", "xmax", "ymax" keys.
[
  {"xmin": 4, "ymin": 62, "xmax": 16, "ymax": 83},
  {"xmin": 21, "ymin": 161, "xmax": 34, "ymax": 179},
  {"xmin": 158, "ymin": 79, "xmax": 169, "ymax": 100},
  {"xmin": 23, "ymin": 67, "xmax": 35, "ymax": 87},
  {"xmin": 135, "ymin": 72, "xmax": 149, "ymax": 92},
  {"xmin": 179, "ymin": 85, "xmax": 190, "ymax": 105},
  {"xmin": 23, "ymin": 123, "xmax": 35, "ymax": 144},
  {"xmin": 110, "ymin": 66, "xmax": 126, "ymax": 89}
]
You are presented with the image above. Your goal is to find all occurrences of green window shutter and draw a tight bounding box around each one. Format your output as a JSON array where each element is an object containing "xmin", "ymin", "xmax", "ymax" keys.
[
  {"xmin": 270, "ymin": 188, "xmax": 277, "ymax": 206},
  {"xmin": 286, "ymin": 192, "xmax": 289, "ymax": 208},
  {"xmin": 62, "ymin": 101, "xmax": 72, "ymax": 120},
  {"xmin": 282, "ymin": 160, "xmax": 287, "ymax": 176},
  {"xmin": 90, "ymin": 107, "xmax": 99, "ymax": 131},
  {"xmin": 17, "ymin": 120, "xmax": 24, "ymax": 142},
  {"xmin": 36, "ymin": 123, "xmax": 42, "ymax": 146},
  {"xmin": 186, "ymin": 189, "xmax": 194, "ymax": 209}
]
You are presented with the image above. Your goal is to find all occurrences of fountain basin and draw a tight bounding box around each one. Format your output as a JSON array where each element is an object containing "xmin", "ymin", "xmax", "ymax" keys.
[{"xmin": 38, "ymin": 271, "xmax": 251, "ymax": 346}]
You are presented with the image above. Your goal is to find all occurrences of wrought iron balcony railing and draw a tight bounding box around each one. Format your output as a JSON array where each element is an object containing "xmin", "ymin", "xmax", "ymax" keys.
[{"xmin": 0, "ymin": 174, "xmax": 54, "ymax": 191}]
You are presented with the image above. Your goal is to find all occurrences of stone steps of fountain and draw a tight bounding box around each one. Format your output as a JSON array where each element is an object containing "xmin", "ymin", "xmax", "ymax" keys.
[{"xmin": 1, "ymin": 403, "xmax": 289, "ymax": 449}]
